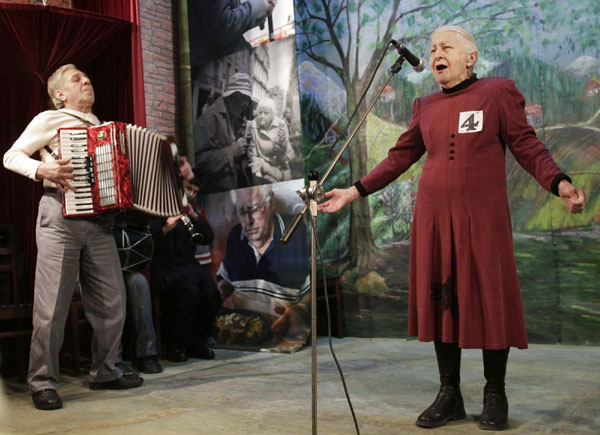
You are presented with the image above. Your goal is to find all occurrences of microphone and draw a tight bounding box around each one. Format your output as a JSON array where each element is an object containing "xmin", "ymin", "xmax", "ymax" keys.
[{"xmin": 390, "ymin": 40, "xmax": 425, "ymax": 72}]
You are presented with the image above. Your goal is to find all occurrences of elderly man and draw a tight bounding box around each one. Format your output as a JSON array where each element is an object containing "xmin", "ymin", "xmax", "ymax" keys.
[
  {"xmin": 318, "ymin": 25, "xmax": 585, "ymax": 430},
  {"xmin": 217, "ymin": 184, "xmax": 310, "ymax": 339},
  {"xmin": 248, "ymin": 98, "xmax": 295, "ymax": 183},
  {"xmin": 3, "ymin": 64, "xmax": 143, "ymax": 411},
  {"xmin": 194, "ymin": 72, "xmax": 256, "ymax": 193}
]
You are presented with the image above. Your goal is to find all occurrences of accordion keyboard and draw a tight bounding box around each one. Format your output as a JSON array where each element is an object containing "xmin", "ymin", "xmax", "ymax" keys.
[{"xmin": 60, "ymin": 129, "xmax": 95, "ymax": 215}]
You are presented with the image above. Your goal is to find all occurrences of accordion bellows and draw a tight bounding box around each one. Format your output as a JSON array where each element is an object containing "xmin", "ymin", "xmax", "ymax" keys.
[{"xmin": 58, "ymin": 122, "xmax": 183, "ymax": 218}]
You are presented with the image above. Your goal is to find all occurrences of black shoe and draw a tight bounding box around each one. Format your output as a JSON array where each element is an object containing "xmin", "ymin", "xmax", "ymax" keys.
[
  {"xmin": 136, "ymin": 356, "xmax": 163, "ymax": 374},
  {"xmin": 479, "ymin": 386, "xmax": 508, "ymax": 431},
  {"xmin": 89, "ymin": 374, "xmax": 144, "ymax": 390},
  {"xmin": 416, "ymin": 385, "xmax": 467, "ymax": 428},
  {"xmin": 188, "ymin": 344, "xmax": 215, "ymax": 360},
  {"xmin": 166, "ymin": 346, "xmax": 188, "ymax": 363},
  {"xmin": 480, "ymin": 348, "xmax": 510, "ymax": 430},
  {"xmin": 32, "ymin": 389, "xmax": 63, "ymax": 410},
  {"xmin": 116, "ymin": 361, "xmax": 140, "ymax": 377}
]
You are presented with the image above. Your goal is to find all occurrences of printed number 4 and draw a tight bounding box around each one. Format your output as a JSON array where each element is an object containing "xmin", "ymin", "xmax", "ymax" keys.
[
  {"xmin": 461, "ymin": 114, "xmax": 479, "ymax": 131},
  {"xmin": 458, "ymin": 111, "xmax": 483, "ymax": 133}
]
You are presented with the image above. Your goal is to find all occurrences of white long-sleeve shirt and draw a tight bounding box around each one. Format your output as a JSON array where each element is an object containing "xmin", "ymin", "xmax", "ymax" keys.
[{"xmin": 3, "ymin": 109, "xmax": 99, "ymax": 187}]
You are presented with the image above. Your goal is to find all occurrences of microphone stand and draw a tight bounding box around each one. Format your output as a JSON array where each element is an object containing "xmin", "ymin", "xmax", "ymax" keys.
[{"xmin": 281, "ymin": 54, "xmax": 409, "ymax": 434}]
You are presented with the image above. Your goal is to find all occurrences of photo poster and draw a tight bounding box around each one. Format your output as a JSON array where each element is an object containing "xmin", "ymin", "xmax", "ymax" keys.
[
  {"xmin": 187, "ymin": 1, "xmax": 309, "ymax": 352},
  {"xmin": 198, "ymin": 180, "xmax": 310, "ymax": 353}
]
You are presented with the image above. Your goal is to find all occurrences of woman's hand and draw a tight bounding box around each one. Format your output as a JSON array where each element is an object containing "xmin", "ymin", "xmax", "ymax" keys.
[
  {"xmin": 317, "ymin": 186, "xmax": 360, "ymax": 213},
  {"xmin": 558, "ymin": 180, "xmax": 586, "ymax": 214}
]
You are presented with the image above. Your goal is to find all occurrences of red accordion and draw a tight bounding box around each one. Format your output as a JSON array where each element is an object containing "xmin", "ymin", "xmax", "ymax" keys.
[{"xmin": 57, "ymin": 122, "xmax": 182, "ymax": 218}]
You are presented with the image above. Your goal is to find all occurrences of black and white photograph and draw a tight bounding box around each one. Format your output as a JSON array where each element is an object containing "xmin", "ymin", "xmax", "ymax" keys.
[{"xmin": 190, "ymin": 36, "xmax": 303, "ymax": 194}]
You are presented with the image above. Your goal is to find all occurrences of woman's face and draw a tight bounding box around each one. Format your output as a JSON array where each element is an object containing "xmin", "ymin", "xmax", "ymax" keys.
[{"xmin": 429, "ymin": 30, "xmax": 476, "ymax": 89}]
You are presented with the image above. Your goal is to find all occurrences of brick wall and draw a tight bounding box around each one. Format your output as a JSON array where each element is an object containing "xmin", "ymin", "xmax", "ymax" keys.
[{"xmin": 139, "ymin": 0, "xmax": 179, "ymax": 136}]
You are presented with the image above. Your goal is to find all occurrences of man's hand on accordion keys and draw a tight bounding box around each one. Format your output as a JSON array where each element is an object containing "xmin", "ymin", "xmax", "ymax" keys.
[{"xmin": 36, "ymin": 158, "xmax": 76, "ymax": 193}]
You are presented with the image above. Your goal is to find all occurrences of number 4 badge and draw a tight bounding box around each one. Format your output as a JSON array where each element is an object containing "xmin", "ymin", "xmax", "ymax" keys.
[{"xmin": 458, "ymin": 111, "xmax": 483, "ymax": 133}]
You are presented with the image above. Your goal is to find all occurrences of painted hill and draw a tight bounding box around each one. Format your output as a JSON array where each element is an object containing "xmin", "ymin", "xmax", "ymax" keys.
[
  {"xmin": 564, "ymin": 55, "xmax": 600, "ymax": 79},
  {"xmin": 507, "ymin": 124, "xmax": 600, "ymax": 230}
]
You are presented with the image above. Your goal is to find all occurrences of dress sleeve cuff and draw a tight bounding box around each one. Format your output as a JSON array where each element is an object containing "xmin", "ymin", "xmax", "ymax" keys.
[
  {"xmin": 550, "ymin": 173, "xmax": 571, "ymax": 197},
  {"xmin": 353, "ymin": 180, "xmax": 368, "ymax": 197}
]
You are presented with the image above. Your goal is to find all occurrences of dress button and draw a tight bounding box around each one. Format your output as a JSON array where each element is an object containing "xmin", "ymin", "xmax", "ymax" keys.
[
  {"xmin": 450, "ymin": 142, "xmax": 455, "ymax": 146},
  {"xmin": 449, "ymin": 156, "xmax": 454, "ymax": 160},
  {"xmin": 451, "ymin": 134, "xmax": 455, "ymax": 138},
  {"xmin": 450, "ymin": 149, "xmax": 455, "ymax": 154}
]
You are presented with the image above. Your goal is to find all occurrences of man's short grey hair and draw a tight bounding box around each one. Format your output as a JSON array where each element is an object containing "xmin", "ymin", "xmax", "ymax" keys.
[
  {"xmin": 231, "ymin": 184, "xmax": 274, "ymax": 208},
  {"xmin": 47, "ymin": 64, "xmax": 76, "ymax": 109},
  {"xmin": 432, "ymin": 25, "xmax": 479, "ymax": 72}
]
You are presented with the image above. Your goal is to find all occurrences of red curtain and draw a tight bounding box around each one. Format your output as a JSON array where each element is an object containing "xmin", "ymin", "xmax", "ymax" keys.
[
  {"xmin": 0, "ymin": 3, "xmax": 139, "ymax": 297},
  {"xmin": 72, "ymin": 0, "xmax": 146, "ymax": 126}
]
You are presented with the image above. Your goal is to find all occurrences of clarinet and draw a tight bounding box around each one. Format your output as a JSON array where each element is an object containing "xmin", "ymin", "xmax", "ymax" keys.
[{"xmin": 180, "ymin": 214, "xmax": 204, "ymax": 245}]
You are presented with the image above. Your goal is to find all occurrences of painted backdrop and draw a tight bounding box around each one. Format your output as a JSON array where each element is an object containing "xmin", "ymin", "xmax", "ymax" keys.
[{"xmin": 295, "ymin": 0, "xmax": 600, "ymax": 345}]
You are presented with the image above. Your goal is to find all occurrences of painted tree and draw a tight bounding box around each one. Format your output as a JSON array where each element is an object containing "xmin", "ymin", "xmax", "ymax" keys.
[{"xmin": 295, "ymin": 0, "xmax": 600, "ymax": 270}]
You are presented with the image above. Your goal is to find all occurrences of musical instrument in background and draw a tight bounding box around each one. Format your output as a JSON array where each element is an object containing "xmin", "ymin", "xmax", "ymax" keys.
[{"xmin": 113, "ymin": 227, "xmax": 154, "ymax": 273}]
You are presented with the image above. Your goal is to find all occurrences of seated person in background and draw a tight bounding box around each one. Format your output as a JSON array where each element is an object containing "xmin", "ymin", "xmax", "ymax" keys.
[
  {"xmin": 117, "ymin": 271, "xmax": 163, "ymax": 374},
  {"xmin": 112, "ymin": 219, "xmax": 163, "ymax": 374},
  {"xmin": 149, "ymin": 204, "xmax": 221, "ymax": 362},
  {"xmin": 177, "ymin": 156, "xmax": 214, "ymax": 275},
  {"xmin": 248, "ymin": 98, "xmax": 295, "ymax": 183},
  {"xmin": 217, "ymin": 184, "xmax": 310, "ymax": 340}
]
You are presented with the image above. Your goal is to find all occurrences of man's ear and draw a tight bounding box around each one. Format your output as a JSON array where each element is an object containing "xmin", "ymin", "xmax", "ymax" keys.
[{"xmin": 54, "ymin": 89, "xmax": 66, "ymax": 104}]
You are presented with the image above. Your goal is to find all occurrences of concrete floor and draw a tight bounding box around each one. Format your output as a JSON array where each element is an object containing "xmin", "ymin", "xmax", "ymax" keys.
[{"xmin": 1, "ymin": 338, "xmax": 598, "ymax": 434}]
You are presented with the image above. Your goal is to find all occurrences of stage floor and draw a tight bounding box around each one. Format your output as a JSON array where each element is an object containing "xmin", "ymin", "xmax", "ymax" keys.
[{"xmin": 1, "ymin": 338, "xmax": 599, "ymax": 434}]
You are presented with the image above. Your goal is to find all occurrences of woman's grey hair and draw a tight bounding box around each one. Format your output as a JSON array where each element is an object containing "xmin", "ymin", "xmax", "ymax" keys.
[
  {"xmin": 432, "ymin": 25, "xmax": 479, "ymax": 72},
  {"xmin": 256, "ymin": 98, "xmax": 276, "ymax": 114},
  {"xmin": 47, "ymin": 64, "xmax": 77, "ymax": 109}
]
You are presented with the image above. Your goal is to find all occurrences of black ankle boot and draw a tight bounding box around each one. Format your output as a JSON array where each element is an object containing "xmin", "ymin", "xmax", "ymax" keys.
[
  {"xmin": 479, "ymin": 348, "xmax": 510, "ymax": 431},
  {"xmin": 416, "ymin": 341, "xmax": 467, "ymax": 428}
]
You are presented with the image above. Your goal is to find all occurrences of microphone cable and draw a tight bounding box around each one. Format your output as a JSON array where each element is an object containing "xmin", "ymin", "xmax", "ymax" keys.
[{"xmin": 309, "ymin": 211, "xmax": 360, "ymax": 435}]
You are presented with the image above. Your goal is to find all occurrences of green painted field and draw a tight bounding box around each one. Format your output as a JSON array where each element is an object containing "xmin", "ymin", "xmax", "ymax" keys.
[{"xmin": 337, "ymin": 229, "xmax": 600, "ymax": 345}]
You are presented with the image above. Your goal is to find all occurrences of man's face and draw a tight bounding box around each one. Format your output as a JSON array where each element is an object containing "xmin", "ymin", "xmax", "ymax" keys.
[
  {"xmin": 257, "ymin": 106, "xmax": 274, "ymax": 129},
  {"xmin": 56, "ymin": 68, "xmax": 95, "ymax": 110},
  {"xmin": 226, "ymin": 92, "xmax": 253, "ymax": 122},
  {"xmin": 236, "ymin": 190, "xmax": 274, "ymax": 249},
  {"xmin": 429, "ymin": 31, "xmax": 475, "ymax": 88}
]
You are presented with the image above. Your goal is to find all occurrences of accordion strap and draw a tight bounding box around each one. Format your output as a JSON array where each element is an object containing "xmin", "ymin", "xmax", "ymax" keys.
[
  {"xmin": 46, "ymin": 111, "xmax": 103, "ymax": 160},
  {"xmin": 60, "ymin": 110, "xmax": 98, "ymax": 127}
]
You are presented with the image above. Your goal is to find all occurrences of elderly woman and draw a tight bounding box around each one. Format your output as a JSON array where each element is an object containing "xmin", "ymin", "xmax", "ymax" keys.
[
  {"xmin": 248, "ymin": 98, "xmax": 295, "ymax": 183},
  {"xmin": 318, "ymin": 25, "xmax": 585, "ymax": 431}
]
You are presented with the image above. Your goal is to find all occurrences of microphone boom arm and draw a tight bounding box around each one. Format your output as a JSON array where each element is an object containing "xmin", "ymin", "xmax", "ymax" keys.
[{"xmin": 280, "ymin": 56, "xmax": 406, "ymax": 244}]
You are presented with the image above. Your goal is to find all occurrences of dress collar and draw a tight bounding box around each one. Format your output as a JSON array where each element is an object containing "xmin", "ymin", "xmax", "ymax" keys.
[{"xmin": 442, "ymin": 73, "xmax": 478, "ymax": 94}]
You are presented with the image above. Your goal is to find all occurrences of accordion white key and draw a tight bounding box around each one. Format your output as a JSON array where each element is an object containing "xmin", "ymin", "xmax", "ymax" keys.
[{"xmin": 58, "ymin": 121, "xmax": 183, "ymax": 217}]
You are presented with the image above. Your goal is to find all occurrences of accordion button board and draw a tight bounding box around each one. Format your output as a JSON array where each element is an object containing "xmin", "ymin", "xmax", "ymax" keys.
[{"xmin": 58, "ymin": 122, "xmax": 133, "ymax": 217}]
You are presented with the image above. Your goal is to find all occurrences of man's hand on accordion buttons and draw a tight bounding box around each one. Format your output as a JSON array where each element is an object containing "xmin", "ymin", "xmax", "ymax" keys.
[{"xmin": 36, "ymin": 159, "xmax": 75, "ymax": 193}]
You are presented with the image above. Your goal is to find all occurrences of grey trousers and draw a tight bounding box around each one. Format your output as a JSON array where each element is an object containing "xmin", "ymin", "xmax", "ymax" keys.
[{"xmin": 28, "ymin": 191, "xmax": 126, "ymax": 392}]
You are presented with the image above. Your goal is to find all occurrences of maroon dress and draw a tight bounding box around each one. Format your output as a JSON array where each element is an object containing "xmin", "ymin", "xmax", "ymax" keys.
[{"xmin": 358, "ymin": 77, "xmax": 566, "ymax": 349}]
